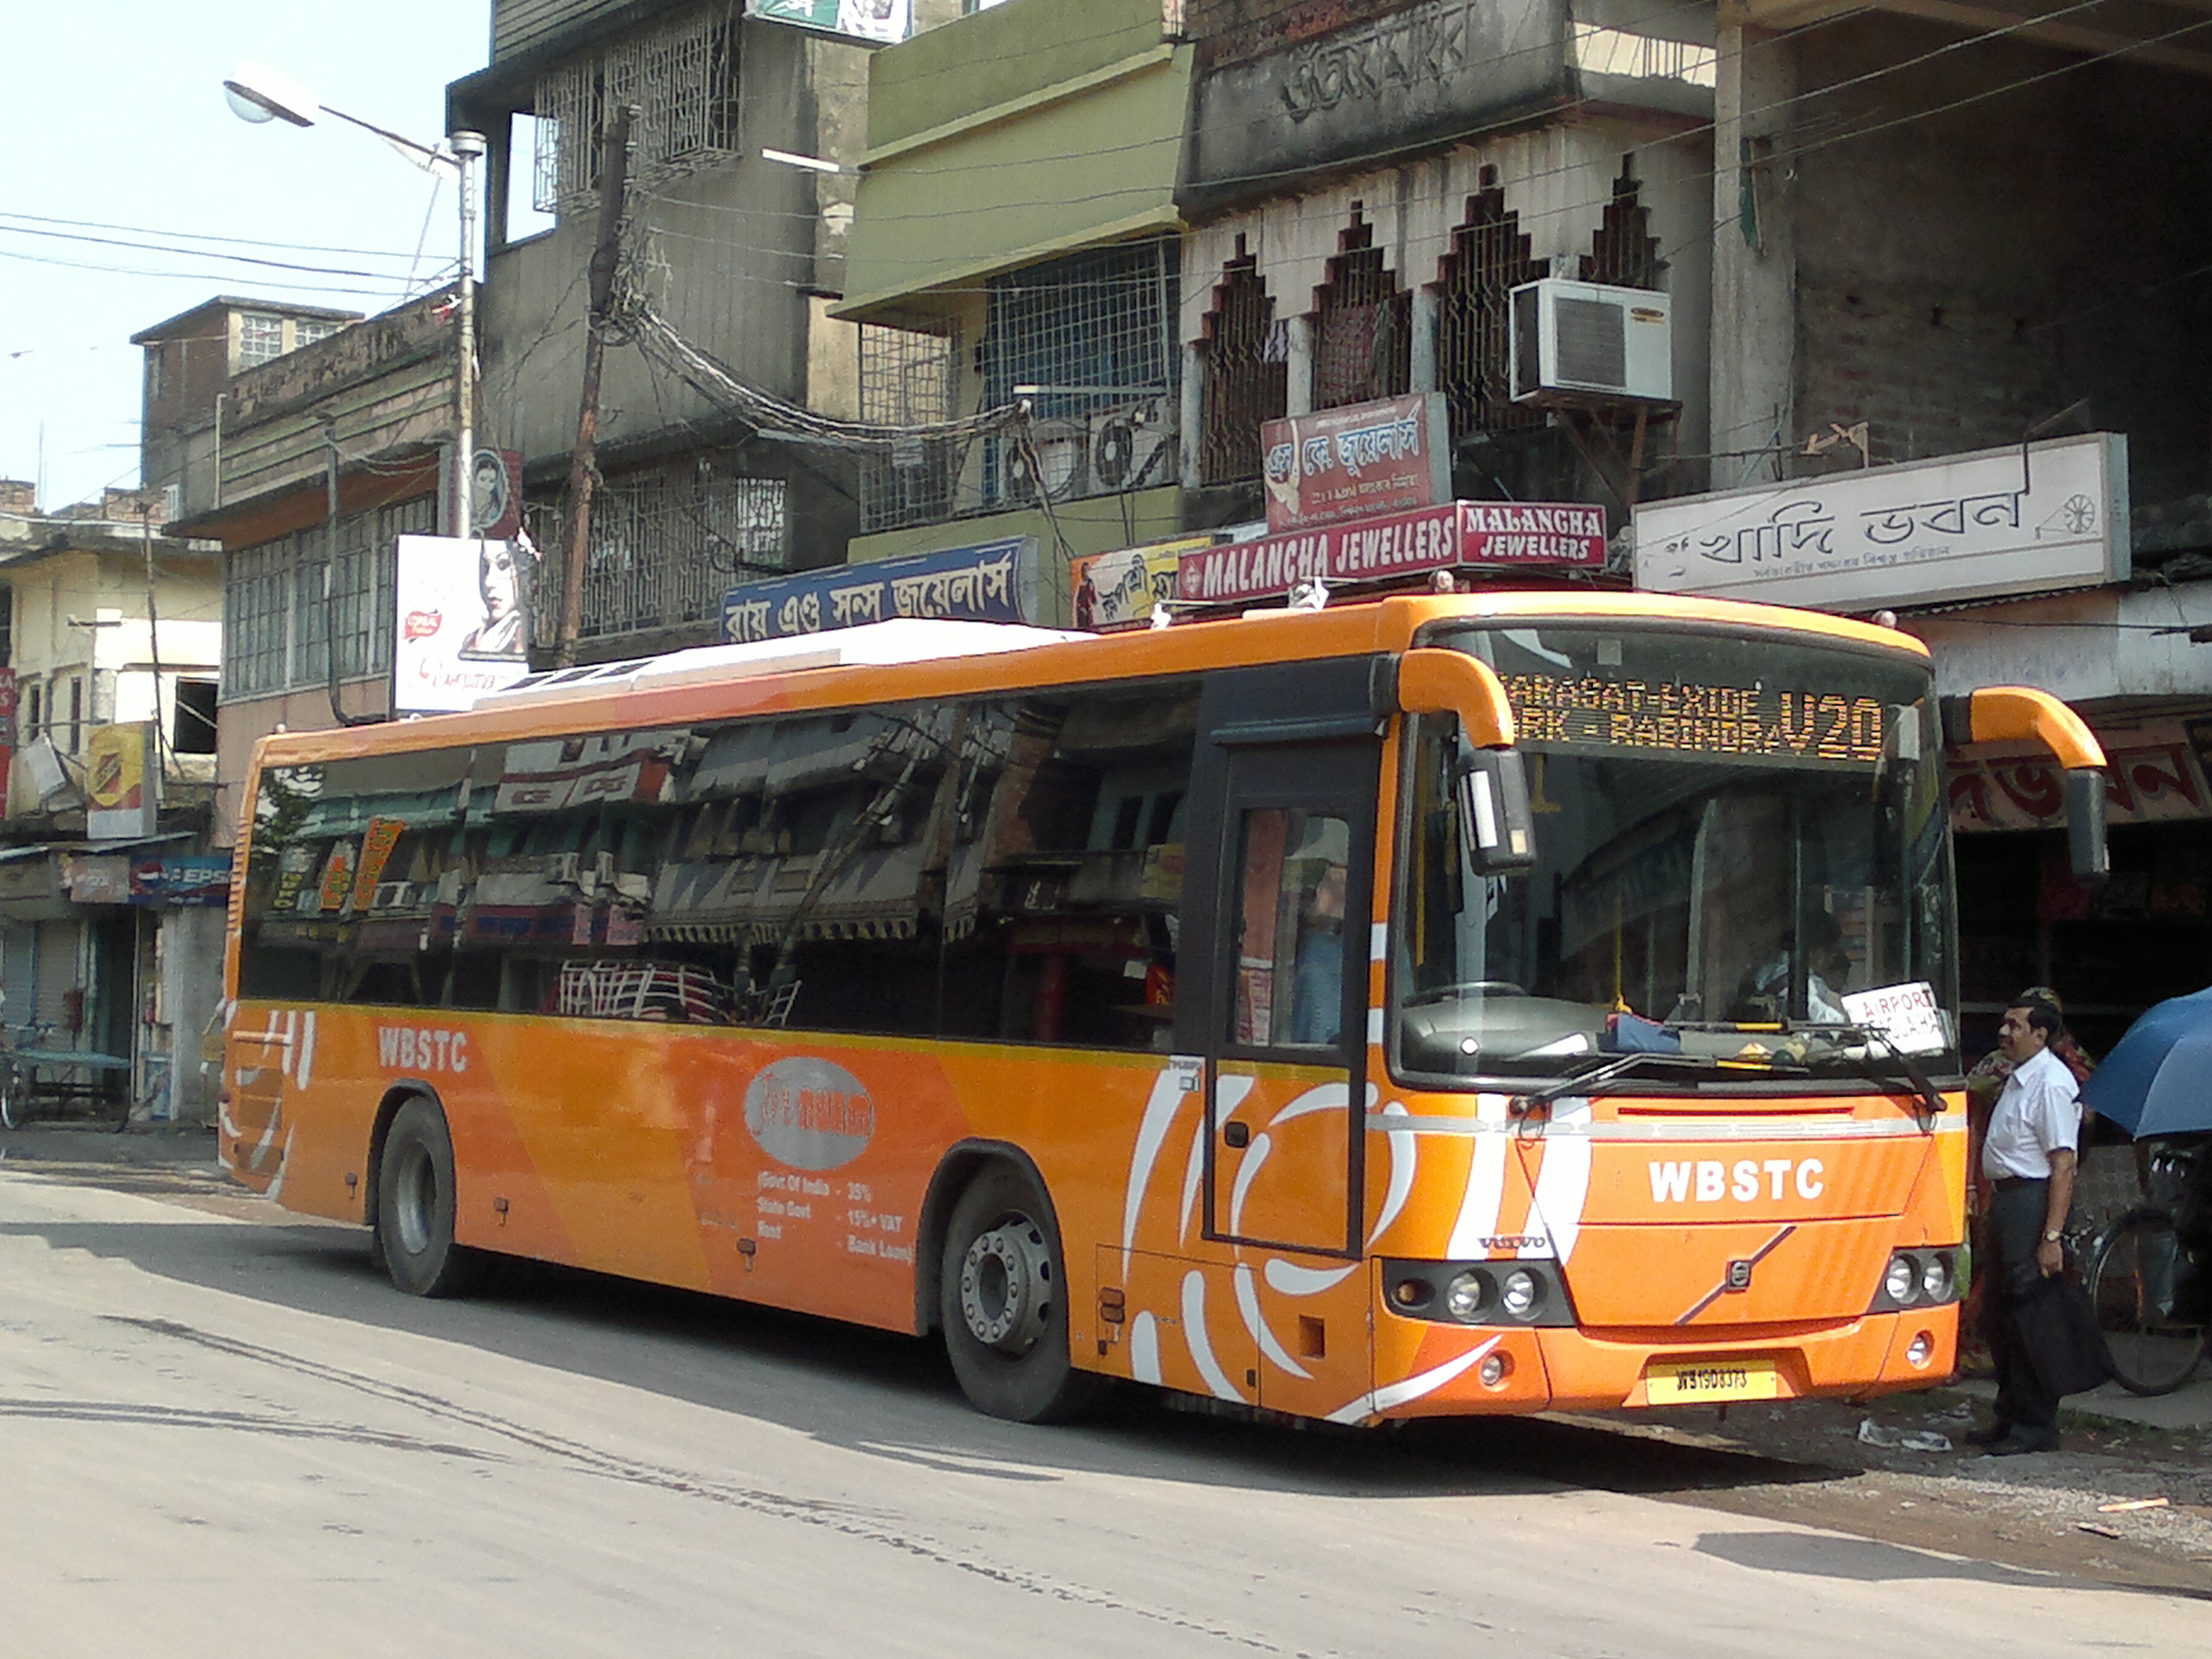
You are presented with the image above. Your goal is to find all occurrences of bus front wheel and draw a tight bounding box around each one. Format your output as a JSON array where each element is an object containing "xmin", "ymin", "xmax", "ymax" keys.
[
  {"xmin": 939, "ymin": 1164, "xmax": 1102, "ymax": 1423},
  {"xmin": 376, "ymin": 1098, "xmax": 480, "ymax": 1298}
]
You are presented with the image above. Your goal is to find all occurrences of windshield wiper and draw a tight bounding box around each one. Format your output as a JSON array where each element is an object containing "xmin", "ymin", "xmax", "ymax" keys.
[
  {"xmin": 1509, "ymin": 1049, "xmax": 1807, "ymax": 1115},
  {"xmin": 1795, "ymin": 1023, "xmax": 1948, "ymax": 1122}
]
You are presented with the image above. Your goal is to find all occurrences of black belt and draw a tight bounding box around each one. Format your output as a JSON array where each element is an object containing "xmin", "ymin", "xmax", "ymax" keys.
[{"xmin": 1990, "ymin": 1175, "xmax": 2047, "ymax": 1192}]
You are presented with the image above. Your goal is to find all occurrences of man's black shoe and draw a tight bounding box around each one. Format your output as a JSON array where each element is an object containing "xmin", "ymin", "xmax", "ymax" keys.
[
  {"xmin": 1960, "ymin": 1422, "xmax": 2012, "ymax": 1448},
  {"xmin": 1983, "ymin": 1429, "xmax": 2060, "ymax": 1456}
]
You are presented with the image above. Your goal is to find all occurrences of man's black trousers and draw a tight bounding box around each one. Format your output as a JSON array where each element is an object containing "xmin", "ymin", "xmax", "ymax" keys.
[{"xmin": 1979, "ymin": 1179, "xmax": 2060, "ymax": 1433}]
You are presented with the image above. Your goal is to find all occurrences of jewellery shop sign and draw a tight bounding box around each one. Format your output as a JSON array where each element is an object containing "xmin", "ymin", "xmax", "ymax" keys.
[
  {"xmin": 722, "ymin": 536, "xmax": 1044, "ymax": 643},
  {"xmin": 1632, "ymin": 432, "xmax": 2130, "ymax": 611}
]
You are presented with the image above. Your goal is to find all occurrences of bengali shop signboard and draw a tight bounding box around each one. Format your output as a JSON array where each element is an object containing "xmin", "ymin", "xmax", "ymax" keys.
[
  {"xmin": 1632, "ymin": 432, "xmax": 2130, "ymax": 611},
  {"xmin": 1071, "ymin": 537, "xmax": 1213, "ymax": 630},
  {"xmin": 1176, "ymin": 500, "xmax": 1606, "ymax": 606},
  {"xmin": 722, "ymin": 537, "xmax": 1041, "ymax": 642},
  {"xmin": 1262, "ymin": 393, "xmax": 1450, "ymax": 533}
]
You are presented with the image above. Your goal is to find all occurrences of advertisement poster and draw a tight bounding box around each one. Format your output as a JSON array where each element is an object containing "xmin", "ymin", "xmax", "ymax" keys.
[
  {"xmin": 468, "ymin": 447, "xmax": 523, "ymax": 540},
  {"xmin": 87, "ymin": 722, "xmax": 157, "ymax": 842},
  {"xmin": 1632, "ymin": 431, "xmax": 2130, "ymax": 612},
  {"xmin": 722, "ymin": 537, "xmax": 1038, "ymax": 643},
  {"xmin": 1177, "ymin": 500, "xmax": 1607, "ymax": 606},
  {"xmin": 394, "ymin": 535, "xmax": 534, "ymax": 715},
  {"xmin": 129, "ymin": 855, "xmax": 233, "ymax": 907},
  {"xmin": 1261, "ymin": 392, "xmax": 1450, "ymax": 533},
  {"xmin": 743, "ymin": 0, "xmax": 910, "ymax": 44},
  {"xmin": 1071, "ymin": 537, "xmax": 1213, "ymax": 630}
]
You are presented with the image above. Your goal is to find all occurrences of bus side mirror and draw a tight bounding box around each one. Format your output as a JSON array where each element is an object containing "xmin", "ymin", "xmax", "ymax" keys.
[
  {"xmin": 1458, "ymin": 749, "xmax": 1536, "ymax": 875},
  {"xmin": 1941, "ymin": 687, "xmax": 2108, "ymax": 885},
  {"xmin": 2066, "ymin": 767, "xmax": 2109, "ymax": 884}
]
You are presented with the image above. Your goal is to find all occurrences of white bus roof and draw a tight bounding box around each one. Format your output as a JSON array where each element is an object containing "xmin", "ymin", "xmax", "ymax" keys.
[{"xmin": 474, "ymin": 619, "xmax": 1088, "ymax": 710}]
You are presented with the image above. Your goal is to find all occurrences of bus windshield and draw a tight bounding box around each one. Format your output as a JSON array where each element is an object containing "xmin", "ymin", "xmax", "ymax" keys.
[{"xmin": 1395, "ymin": 623, "xmax": 1957, "ymax": 1086}]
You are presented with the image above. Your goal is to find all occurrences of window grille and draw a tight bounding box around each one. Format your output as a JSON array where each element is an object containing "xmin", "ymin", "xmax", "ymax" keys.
[
  {"xmin": 979, "ymin": 238, "xmax": 1179, "ymax": 512},
  {"xmin": 295, "ymin": 319, "xmax": 344, "ymax": 348},
  {"xmin": 221, "ymin": 495, "xmax": 426, "ymax": 701},
  {"xmin": 224, "ymin": 541, "xmax": 289, "ymax": 697},
  {"xmin": 238, "ymin": 312, "xmax": 285, "ymax": 369},
  {"xmin": 1581, "ymin": 163, "xmax": 1665, "ymax": 289},
  {"xmin": 534, "ymin": 3, "xmax": 742, "ymax": 220},
  {"xmin": 1313, "ymin": 209, "xmax": 1410, "ymax": 411},
  {"xmin": 857, "ymin": 322, "xmax": 968, "ymax": 533},
  {"xmin": 1197, "ymin": 240, "xmax": 1287, "ymax": 486},
  {"xmin": 1437, "ymin": 179, "xmax": 1549, "ymax": 443},
  {"xmin": 532, "ymin": 464, "xmax": 787, "ymax": 642},
  {"xmin": 856, "ymin": 238, "xmax": 1179, "ymax": 531}
]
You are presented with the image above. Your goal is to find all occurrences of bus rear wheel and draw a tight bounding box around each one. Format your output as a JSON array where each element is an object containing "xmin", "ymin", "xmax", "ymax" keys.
[
  {"xmin": 376, "ymin": 1098, "xmax": 480, "ymax": 1298},
  {"xmin": 939, "ymin": 1164, "xmax": 1102, "ymax": 1423}
]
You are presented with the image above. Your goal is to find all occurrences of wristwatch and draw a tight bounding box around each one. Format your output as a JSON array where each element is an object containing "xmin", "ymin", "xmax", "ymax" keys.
[{"xmin": 2043, "ymin": 1229, "xmax": 2063, "ymax": 1243}]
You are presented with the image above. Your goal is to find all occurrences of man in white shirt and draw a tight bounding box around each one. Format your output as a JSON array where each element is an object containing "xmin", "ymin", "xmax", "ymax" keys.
[{"xmin": 1965, "ymin": 995, "xmax": 2081, "ymax": 1455}]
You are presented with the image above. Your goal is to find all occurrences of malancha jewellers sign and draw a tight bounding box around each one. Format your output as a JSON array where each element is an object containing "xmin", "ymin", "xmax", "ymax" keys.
[{"xmin": 1631, "ymin": 432, "xmax": 2130, "ymax": 612}]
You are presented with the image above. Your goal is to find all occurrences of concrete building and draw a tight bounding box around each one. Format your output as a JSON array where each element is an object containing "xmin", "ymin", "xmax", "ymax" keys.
[
  {"xmin": 1633, "ymin": 7, "xmax": 2212, "ymax": 1061},
  {"xmin": 832, "ymin": 0, "xmax": 1711, "ymax": 598},
  {"xmin": 0, "ymin": 485, "xmax": 226, "ymax": 1122},
  {"xmin": 159, "ymin": 289, "xmax": 459, "ymax": 841},
  {"xmin": 131, "ymin": 297, "xmax": 363, "ymax": 519},
  {"xmin": 443, "ymin": 0, "xmax": 959, "ymax": 661}
]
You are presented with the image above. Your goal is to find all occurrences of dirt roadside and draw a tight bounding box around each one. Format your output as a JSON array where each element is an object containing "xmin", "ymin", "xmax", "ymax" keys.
[{"xmin": 1566, "ymin": 1387, "xmax": 2212, "ymax": 1596}]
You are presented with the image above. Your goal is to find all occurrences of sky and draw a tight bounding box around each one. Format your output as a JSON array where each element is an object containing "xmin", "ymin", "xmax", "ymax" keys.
[{"xmin": 0, "ymin": 0, "xmax": 504, "ymax": 514}]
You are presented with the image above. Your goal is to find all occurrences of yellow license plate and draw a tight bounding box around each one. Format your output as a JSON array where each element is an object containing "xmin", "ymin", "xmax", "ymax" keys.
[{"xmin": 1644, "ymin": 1359, "xmax": 1783, "ymax": 1406}]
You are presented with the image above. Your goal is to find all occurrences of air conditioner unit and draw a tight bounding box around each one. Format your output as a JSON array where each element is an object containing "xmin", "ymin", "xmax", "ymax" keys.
[
  {"xmin": 1509, "ymin": 278, "xmax": 1672, "ymax": 404},
  {"xmin": 1000, "ymin": 419, "xmax": 1090, "ymax": 504},
  {"xmin": 1088, "ymin": 400, "xmax": 1176, "ymax": 493},
  {"xmin": 372, "ymin": 880, "xmax": 417, "ymax": 910},
  {"xmin": 544, "ymin": 851, "xmax": 583, "ymax": 886}
]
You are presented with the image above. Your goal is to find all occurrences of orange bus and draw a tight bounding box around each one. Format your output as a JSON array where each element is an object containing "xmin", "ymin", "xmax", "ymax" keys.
[{"xmin": 220, "ymin": 593, "xmax": 2107, "ymax": 1425}]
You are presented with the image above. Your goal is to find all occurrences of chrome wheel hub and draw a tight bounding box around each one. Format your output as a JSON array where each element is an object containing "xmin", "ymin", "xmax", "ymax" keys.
[{"xmin": 959, "ymin": 1216, "xmax": 1052, "ymax": 1355}]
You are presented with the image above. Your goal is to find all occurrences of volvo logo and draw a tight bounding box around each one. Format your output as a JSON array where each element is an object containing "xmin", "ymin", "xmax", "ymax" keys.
[{"xmin": 1725, "ymin": 1259, "xmax": 1755, "ymax": 1292}]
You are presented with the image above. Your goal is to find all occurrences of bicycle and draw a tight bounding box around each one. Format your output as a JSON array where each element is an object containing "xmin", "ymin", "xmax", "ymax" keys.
[{"xmin": 2085, "ymin": 1138, "xmax": 2211, "ymax": 1396}]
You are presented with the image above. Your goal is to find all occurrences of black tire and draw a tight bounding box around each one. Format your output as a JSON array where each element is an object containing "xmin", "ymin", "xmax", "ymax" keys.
[
  {"xmin": 939, "ymin": 1164, "xmax": 1103, "ymax": 1424},
  {"xmin": 375, "ymin": 1098, "xmax": 480, "ymax": 1298},
  {"xmin": 0, "ymin": 1067, "xmax": 24, "ymax": 1131},
  {"xmin": 2088, "ymin": 1208, "xmax": 2209, "ymax": 1397}
]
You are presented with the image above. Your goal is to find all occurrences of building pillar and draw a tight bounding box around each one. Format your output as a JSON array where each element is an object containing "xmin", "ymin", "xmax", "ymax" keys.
[
  {"xmin": 1181, "ymin": 342, "xmax": 1205, "ymax": 490},
  {"xmin": 1286, "ymin": 315, "xmax": 1315, "ymax": 417},
  {"xmin": 1710, "ymin": 24, "xmax": 1798, "ymax": 487},
  {"xmin": 1409, "ymin": 287, "xmax": 1439, "ymax": 395}
]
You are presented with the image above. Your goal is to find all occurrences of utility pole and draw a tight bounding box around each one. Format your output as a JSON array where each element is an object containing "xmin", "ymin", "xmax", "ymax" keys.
[
  {"xmin": 449, "ymin": 129, "xmax": 487, "ymax": 539},
  {"xmin": 555, "ymin": 104, "xmax": 638, "ymax": 667}
]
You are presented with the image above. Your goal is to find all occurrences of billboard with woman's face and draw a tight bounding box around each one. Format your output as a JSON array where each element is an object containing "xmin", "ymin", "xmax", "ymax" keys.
[{"xmin": 394, "ymin": 535, "xmax": 535, "ymax": 714}]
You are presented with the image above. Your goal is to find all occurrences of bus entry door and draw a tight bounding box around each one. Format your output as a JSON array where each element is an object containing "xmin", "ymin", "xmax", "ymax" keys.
[{"xmin": 1201, "ymin": 742, "xmax": 1374, "ymax": 1257}]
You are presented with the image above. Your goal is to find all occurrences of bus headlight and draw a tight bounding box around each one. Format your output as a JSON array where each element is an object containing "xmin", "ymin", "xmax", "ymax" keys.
[
  {"xmin": 1443, "ymin": 1271, "xmax": 1488, "ymax": 1322},
  {"xmin": 1382, "ymin": 1259, "xmax": 1578, "ymax": 1327},
  {"xmin": 1500, "ymin": 1269, "xmax": 1540, "ymax": 1319},
  {"xmin": 1885, "ymin": 1256, "xmax": 1919, "ymax": 1305},
  {"xmin": 1920, "ymin": 1255, "xmax": 1951, "ymax": 1303},
  {"xmin": 1870, "ymin": 1249, "xmax": 1959, "ymax": 1313}
]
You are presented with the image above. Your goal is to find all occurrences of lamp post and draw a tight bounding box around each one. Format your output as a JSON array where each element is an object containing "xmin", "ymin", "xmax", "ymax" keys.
[{"xmin": 223, "ymin": 61, "xmax": 483, "ymax": 541}]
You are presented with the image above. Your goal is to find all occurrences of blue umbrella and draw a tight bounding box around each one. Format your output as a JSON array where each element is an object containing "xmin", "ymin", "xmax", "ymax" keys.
[{"xmin": 2079, "ymin": 987, "xmax": 2212, "ymax": 1139}]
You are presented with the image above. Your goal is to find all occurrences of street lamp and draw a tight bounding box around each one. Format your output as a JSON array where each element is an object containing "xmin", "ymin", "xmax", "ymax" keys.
[{"xmin": 223, "ymin": 61, "xmax": 485, "ymax": 542}]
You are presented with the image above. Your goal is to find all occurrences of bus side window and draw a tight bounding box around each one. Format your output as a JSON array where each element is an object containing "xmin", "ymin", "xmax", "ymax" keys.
[
  {"xmin": 939, "ymin": 688, "xmax": 1195, "ymax": 1050},
  {"xmin": 763, "ymin": 705, "xmax": 954, "ymax": 1038},
  {"xmin": 1231, "ymin": 809, "xmax": 1352, "ymax": 1050}
]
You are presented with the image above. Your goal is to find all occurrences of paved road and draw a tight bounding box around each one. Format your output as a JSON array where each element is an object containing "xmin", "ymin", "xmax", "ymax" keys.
[{"xmin": 1, "ymin": 1164, "xmax": 2201, "ymax": 1658}]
